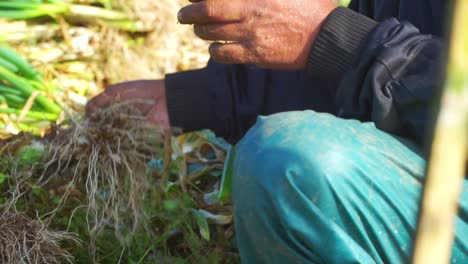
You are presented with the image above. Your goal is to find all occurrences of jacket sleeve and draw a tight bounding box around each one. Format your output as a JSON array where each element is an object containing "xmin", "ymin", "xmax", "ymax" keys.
[
  {"xmin": 165, "ymin": 63, "xmax": 269, "ymax": 143},
  {"xmin": 308, "ymin": 7, "xmax": 443, "ymax": 143},
  {"xmin": 165, "ymin": 62, "xmax": 336, "ymax": 143}
]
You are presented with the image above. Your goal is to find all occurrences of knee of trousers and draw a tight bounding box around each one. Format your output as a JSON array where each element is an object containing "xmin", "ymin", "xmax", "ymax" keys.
[{"xmin": 231, "ymin": 111, "xmax": 359, "ymax": 219}]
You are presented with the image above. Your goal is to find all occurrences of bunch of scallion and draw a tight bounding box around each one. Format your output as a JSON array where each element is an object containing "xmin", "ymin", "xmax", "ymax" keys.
[
  {"xmin": 0, "ymin": 0, "xmax": 145, "ymax": 32},
  {"xmin": 0, "ymin": 44, "xmax": 61, "ymax": 135}
]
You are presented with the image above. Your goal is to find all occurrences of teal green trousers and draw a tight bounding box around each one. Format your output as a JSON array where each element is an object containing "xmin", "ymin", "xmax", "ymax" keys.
[{"xmin": 232, "ymin": 111, "xmax": 467, "ymax": 263}]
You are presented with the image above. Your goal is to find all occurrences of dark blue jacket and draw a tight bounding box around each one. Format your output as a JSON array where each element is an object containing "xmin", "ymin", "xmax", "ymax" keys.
[{"xmin": 165, "ymin": 0, "xmax": 445, "ymax": 144}]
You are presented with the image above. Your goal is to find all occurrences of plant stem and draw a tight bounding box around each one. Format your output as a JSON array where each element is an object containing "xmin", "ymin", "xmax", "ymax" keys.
[
  {"xmin": 0, "ymin": 107, "xmax": 57, "ymax": 121},
  {"xmin": 67, "ymin": 4, "xmax": 129, "ymax": 20},
  {"xmin": 0, "ymin": 66, "xmax": 61, "ymax": 114},
  {"xmin": 412, "ymin": 0, "xmax": 468, "ymax": 263}
]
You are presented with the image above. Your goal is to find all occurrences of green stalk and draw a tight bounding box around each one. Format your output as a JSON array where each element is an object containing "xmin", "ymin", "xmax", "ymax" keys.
[
  {"xmin": 18, "ymin": 115, "xmax": 51, "ymax": 123},
  {"xmin": 0, "ymin": 1, "xmax": 129, "ymax": 20},
  {"xmin": 0, "ymin": 56, "xmax": 18, "ymax": 73},
  {"xmin": 0, "ymin": 24, "xmax": 59, "ymax": 43},
  {"xmin": 0, "ymin": 84, "xmax": 23, "ymax": 96},
  {"xmin": 0, "ymin": 1, "xmax": 66, "ymax": 10},
  {"xmin": 0, "ymin": 66, "xmax": 61, "ymax": 114},
  {"xmin": 15, "ymin": 122, "xmax": 35, "ymax": 132},
  {"xmin": 98, "ymin": 19, "xmax": 141, "ymax": 32},
  {"xmin": 3, "ymin": 93, "xmax": 27, "ymax": 105},
  {"xmin": 0, "ymin": 1, "xmax": 139, "ymax": 31},
  {"xmin": 68, "ymin": 4, "xmax": 129, "ymax": 21},
  {"xmin": 33, "ymin": 80, "xmax": 59, "ymax": 93},
  {"xmin": 0, "ymin": 2, "xmax": 67, "ymax": 19},
  {"xmin": 0, "ymin": 107, "xmax": 57, "ymax": 121},
  {"xmin": 0, "ymin": 9, "xmax": 57, "ymax": 20},
  {"xmin": 0, "ymin": 45, "xmax": 42, "ymax": 81},
  {"xmin": 17, "ymin": 122, "xmax": 51, "ymax": 134}
]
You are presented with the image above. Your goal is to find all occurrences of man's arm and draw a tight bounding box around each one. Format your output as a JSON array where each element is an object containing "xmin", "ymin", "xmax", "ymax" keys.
[
  {"xmin": 168, "ymin": 4, "xmax": 442, "ymax": 143},
  {"xmin": 88, "ymin": 1, "xmax": 443, "ymax": 144}
]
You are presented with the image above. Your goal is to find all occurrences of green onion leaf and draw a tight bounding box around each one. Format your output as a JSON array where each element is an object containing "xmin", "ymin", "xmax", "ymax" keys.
[
  {"xmin": 0, "ymin": 65, "xmax": 61, "ymax": 114},
  {"xmin": 0, "ymin": 45, "xmax": 42, "ymax": 81}
]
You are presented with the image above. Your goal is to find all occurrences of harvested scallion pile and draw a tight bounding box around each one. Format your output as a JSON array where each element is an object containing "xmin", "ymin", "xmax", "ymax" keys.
[
  {"xmin": 0, "ymin": 0, "xmax": 145, "ymax": 32},
  {"xmin": 0, "ymin": 44, "xmax": 62, "ymax": 136}
]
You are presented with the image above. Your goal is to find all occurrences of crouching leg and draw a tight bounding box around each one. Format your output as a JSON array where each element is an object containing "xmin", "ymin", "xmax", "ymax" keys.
[{"xmin": 232, "ymin": 111, "xmax": 468, "ymax": 264}]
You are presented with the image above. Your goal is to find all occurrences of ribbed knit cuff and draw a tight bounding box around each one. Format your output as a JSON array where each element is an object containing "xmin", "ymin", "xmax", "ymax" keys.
[
  {"xmin": 165, "ymin": 68, "xmax": 213, "ymax": 132},
  {"xmin": 307, "ymin": 7, "xmax": 378, "ymax": 80}
]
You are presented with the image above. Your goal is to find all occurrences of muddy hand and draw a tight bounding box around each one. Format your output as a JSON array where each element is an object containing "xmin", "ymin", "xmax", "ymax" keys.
[
  {"xmin": 86, "ymin": 80, "xmax": 170, "ymax": 130},
  {"xmin": 178, "ymin": 0, "xmax": 336, "ymax": 70}
]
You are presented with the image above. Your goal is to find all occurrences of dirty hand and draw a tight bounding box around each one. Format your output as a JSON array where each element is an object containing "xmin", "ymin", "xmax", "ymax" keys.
[
  {"xmin": 178, "ymin": 0, "xmax": 336, "ymax": 70},
  {"xmin": 86, "ymin": 80, "xmax": 170, "ymax": 130}
]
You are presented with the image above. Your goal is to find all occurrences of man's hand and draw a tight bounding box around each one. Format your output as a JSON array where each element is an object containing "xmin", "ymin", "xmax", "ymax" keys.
[
  {"xmin": 86, "ymin": 80, "xmax": 170, "ymax": 130},
  {"xmin": 178, "ymin": 0, "xmax": 336, "ymax": 70}
]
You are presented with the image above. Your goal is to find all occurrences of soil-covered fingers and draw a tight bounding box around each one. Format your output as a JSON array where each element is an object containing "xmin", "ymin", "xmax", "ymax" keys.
[
  {"xmin": 194, "ymin": 23, "xmax": 246, "ymax": 41},
  {"xmin": 86, "ymin": 82, "xmax": 130, "ymax": 115},
  {"xmin": 178, "ymin": 0, "xmax": 245, "ymax": 24},
  {"xmin": 86, "ymin": 91, "xmax": 113, "ymax": 115},
  {"xmin": 86, "ymin": 81, "xmax": 158, "ymax": 116}
]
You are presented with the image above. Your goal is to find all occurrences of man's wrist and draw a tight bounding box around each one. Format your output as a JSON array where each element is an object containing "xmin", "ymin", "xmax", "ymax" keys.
[{"xmin": 307, "ymin": 7, "xmax": 378, "ymax": 80}]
